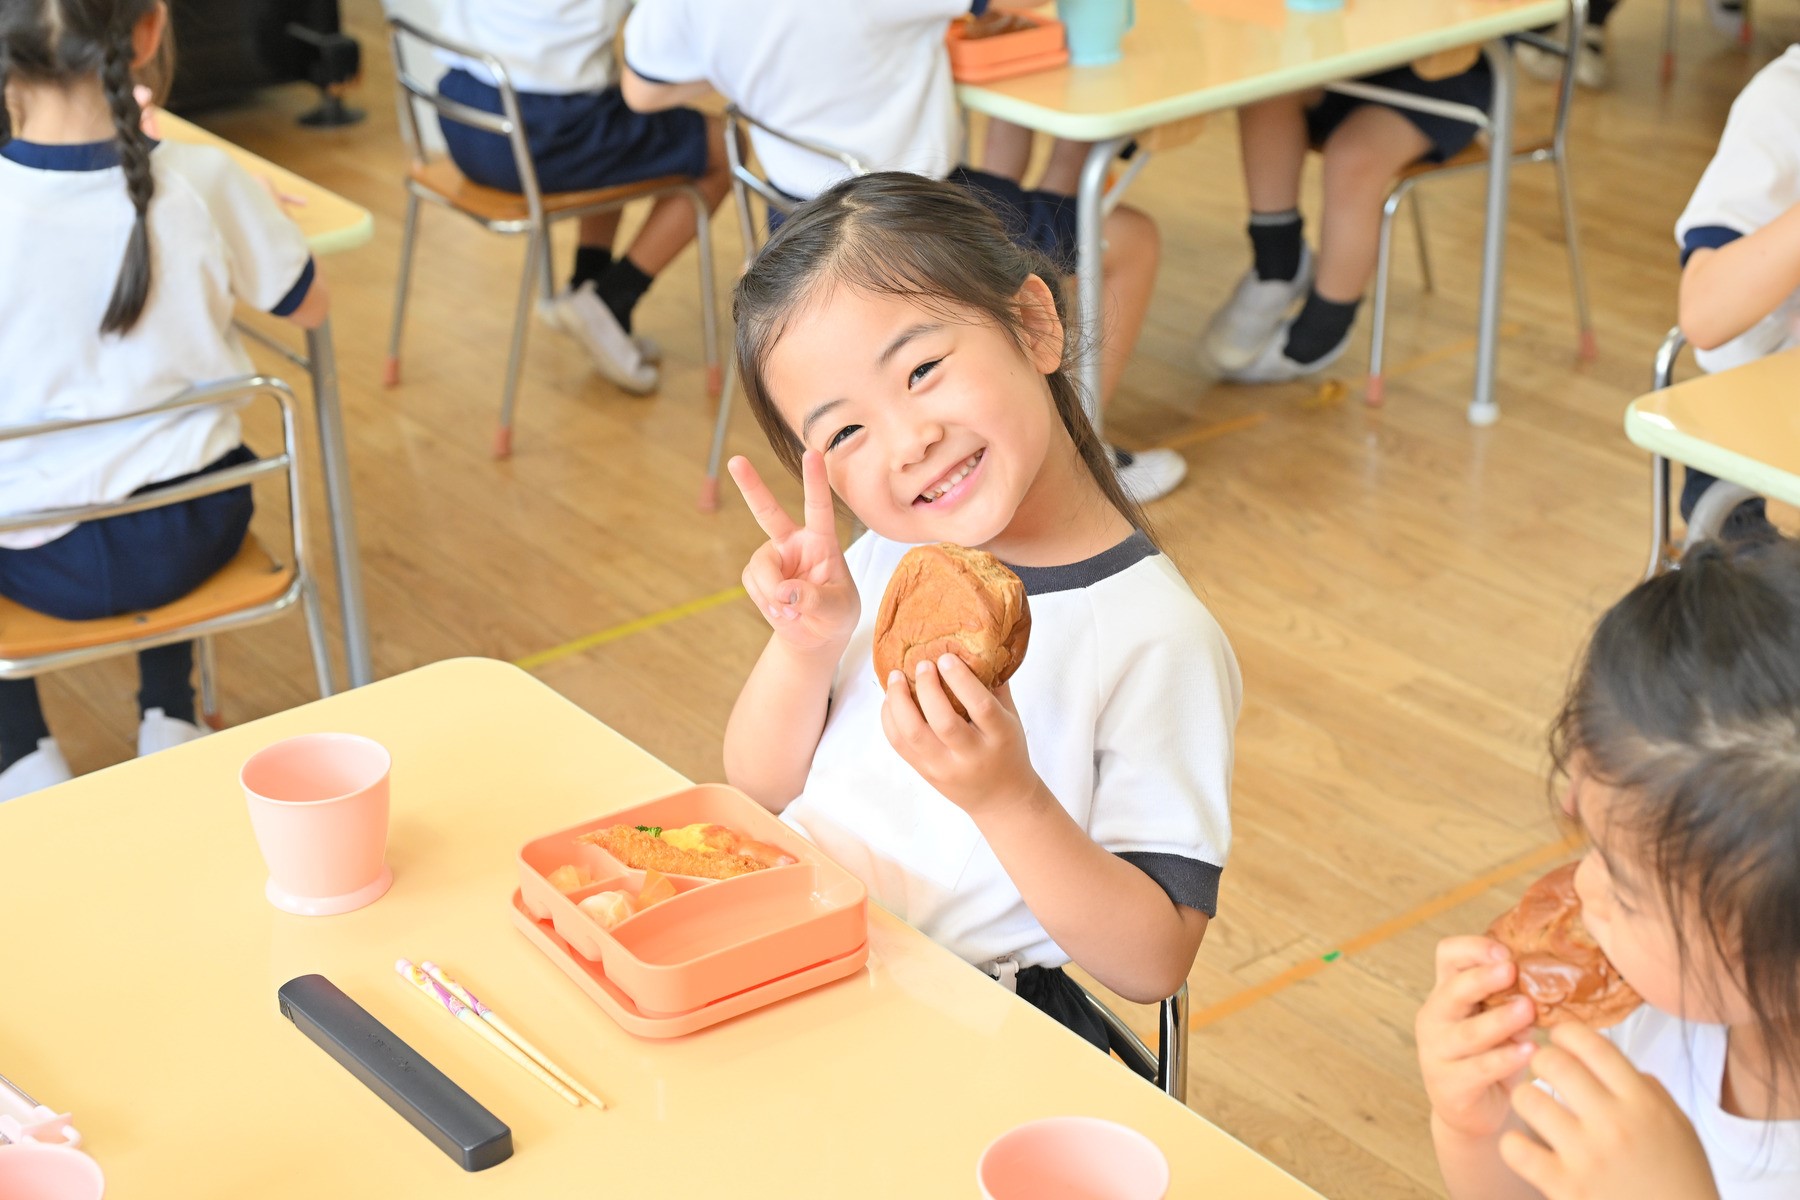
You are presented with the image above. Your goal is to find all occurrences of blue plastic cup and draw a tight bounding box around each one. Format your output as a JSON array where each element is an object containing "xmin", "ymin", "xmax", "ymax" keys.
[
  {"xmin": 1285, "ymin": 0, "xmax": 1345, "ymax": 10},
  {"xmin": 1057, "ymin": 0, "xmax": 1135, "ymax": 67}
]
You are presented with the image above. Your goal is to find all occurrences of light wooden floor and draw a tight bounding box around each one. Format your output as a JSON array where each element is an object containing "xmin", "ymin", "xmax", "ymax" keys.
[{"xmin": 36, "ymin": 4, "xmax": 1800, "ymax": 1195}]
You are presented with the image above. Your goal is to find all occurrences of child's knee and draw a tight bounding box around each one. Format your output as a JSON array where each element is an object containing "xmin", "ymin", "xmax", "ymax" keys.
[
  {"xmin": 1104, "ymin": 205, "xmax": 1160, "ymax": 260},
  {"xmin": 1320, "ymin": 138, "xmax": 1405, "ymax": 200}
]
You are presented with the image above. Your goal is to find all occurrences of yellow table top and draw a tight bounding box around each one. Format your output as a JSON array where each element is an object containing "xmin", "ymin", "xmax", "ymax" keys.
[
  {"xmin": 159, "ymin": 111, "xmax": 374, "ymax": 256},
  {"xmin": 0, "ymin": 659, "xmax": 1319, "ymax": 1198},
  {"xmin": 1625, "ymin": 346, "xmax": 1800, "ymax": 510},
  {"xmin": 957, "ymin": 0, "xmax": 1565, "ymax": 140}
]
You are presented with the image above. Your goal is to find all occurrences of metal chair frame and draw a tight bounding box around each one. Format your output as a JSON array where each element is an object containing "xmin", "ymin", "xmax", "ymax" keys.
[
  {"xmin": 1641, "ymin": 326, "xmax": 1761, "ymax": 579},
  {"xmin": 384, "ymin": 16, "xmax": 720, "ymax": 459},
  {"xmin": 0, "ymin": 376, "xmax": 334, "ymax": 716},
  {"xmin": 1343, "ymin": 1, "xmax": 1594, "ymax": 406},
  {"xmin": 1073, "ymin": 979, "xmax": 1191, "ymax": 1103},
  {"xmin": 698, "ymin": 106, "xmax": 870, "ymax": 510}
]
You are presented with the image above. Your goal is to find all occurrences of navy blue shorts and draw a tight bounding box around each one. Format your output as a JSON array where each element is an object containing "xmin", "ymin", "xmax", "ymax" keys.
[
  {"xmin": 766, "ymin": 168, "xmax": 1081, "ymax": 276},
  {"xmin": 0, "ymin": 445, "xmax": 255, "ymax": 622},
  {"xmin": 1306, "ymin": 60, "xmax": 1493, "ymax": 164},
  {"xmin": 438, "ymin": 69, "xmax": 710, "ymax": 194}
]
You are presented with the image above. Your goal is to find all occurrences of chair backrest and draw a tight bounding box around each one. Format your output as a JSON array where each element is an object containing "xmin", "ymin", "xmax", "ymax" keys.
[
  {"xmin": 722, "ymin": 105, "xmax": 872, "ymax": 269},
  {"xmin": 384, "ymin": 15, "xmax": 549, "ymax": 226},
  {"xmin": 0, "ymin": 375, "xmax": 309, "ymax": 571},
  {"xmin": 1074, "ymin": 980, "xmax": 1190, "ymax": 1103}
]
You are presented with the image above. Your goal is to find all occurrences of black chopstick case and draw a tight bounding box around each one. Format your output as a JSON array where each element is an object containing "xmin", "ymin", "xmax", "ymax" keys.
[{"xmin": 278, "ymin": 973, "xmax": 513, "ymax": 1171}]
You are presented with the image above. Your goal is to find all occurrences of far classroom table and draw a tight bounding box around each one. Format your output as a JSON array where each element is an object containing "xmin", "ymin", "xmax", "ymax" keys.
[
  {"xmin": 0, "ymin": 658, "xmax": 1323, "ymax": 1197},
  {"xmin": 161, "ymin": 111, "xmax": 376, "ymax": 690},
  {"xmin": 958, "ymin": 0, "xmax": 1570, "ymax": 425}
]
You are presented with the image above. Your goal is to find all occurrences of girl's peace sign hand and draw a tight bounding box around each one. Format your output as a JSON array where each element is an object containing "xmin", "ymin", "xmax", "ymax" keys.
[{"xmin": 730, "ymin": 452, "xmax": 860, "ymax": 658}]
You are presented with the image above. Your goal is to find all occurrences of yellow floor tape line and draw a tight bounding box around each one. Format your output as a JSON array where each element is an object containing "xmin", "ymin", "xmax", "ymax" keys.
[
  {"xmin": 1190, "ymin": 832, "xmax": 1582, "ymax": 1031},
  {"xmin": 513, "ymin": 585, "xmax": 748, "ymax": 673}
]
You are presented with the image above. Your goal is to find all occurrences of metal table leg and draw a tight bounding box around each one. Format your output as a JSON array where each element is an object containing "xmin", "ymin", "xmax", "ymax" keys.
[
  {"xmin": 306, "ymin": 317, "xmax": 372, "ymax": 688},
  {"xmin": 1470, "ymin": 39, "xmax": 1516, "ymax": 427},
  {"xmin": 1074, "ymin": 136, "xmax": 1132, "ymax": 430}
]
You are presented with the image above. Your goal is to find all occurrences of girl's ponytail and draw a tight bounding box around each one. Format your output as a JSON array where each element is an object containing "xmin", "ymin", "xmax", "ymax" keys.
[{"xmin": 98, "ymin": 19, "xmax": 153, "ymax": 335}]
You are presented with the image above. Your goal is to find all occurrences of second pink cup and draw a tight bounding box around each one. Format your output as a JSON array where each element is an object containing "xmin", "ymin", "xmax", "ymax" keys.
[
  {"xmin": 977, "ymin": 1116, "xmax": 1169, "ymax": 1200},
  {"xmin": 240, "ymin": 733, "xmax": 393, "ymax": 916}
]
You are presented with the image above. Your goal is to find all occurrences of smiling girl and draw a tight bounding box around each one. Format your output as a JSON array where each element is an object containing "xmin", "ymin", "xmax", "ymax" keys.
[
  {"xmin": 1417, "ymin": 539, "xmax": 1800, "ymax": 1199},
  {"xmin": 719, "ymin": 173, "xmax": 1239, "ymax": 1046}
]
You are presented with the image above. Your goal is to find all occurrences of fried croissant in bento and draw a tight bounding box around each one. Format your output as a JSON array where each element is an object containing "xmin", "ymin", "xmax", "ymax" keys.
[{"xmin": 581, "ymin": 823, "xmax": 797, "ymax": 880}]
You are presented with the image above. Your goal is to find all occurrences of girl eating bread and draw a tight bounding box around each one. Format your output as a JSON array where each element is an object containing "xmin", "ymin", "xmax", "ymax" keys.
[{"xmin": 720, "ymin": 173, "xmax": 1239, "ymax": 1046}]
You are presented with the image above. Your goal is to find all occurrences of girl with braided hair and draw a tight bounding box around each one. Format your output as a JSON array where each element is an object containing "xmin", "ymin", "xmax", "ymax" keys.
[{"xmin": 0, "ymin": 0, "xmax": 328, "ymax": 800}]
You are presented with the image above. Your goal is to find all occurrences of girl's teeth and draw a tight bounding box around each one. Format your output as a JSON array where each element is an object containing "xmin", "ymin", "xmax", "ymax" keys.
[{"xmin": 923, "ymin": 453, "xmax": 980, "ymax": 502}]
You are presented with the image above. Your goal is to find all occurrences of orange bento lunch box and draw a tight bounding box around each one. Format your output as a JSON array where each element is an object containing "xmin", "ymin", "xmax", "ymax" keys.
[
  {"xmin": 946, "ymin": 11, "xmax": 1068, "ymax": 84},
  {"xmin": 516, "ymin": 784, "xmax": 869, "ymax": 1027}
]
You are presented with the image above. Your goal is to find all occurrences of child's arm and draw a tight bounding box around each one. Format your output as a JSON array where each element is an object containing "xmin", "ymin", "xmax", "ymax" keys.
[
  {"xmin": 282, "ymin": 272, "xmax": 330, "ymax": 330},
  {"xmin": 619, "ymin": 68, "xmax": 716, "ymax": 114},
  {"xmin": 1417, "ymin": 936, "xmax": 1545, "ymax": 1200},
  {"xmin": 721, "ymin": 453, "xmax": 861, "ymax": 812},
  {"xmin": 1679, "ymin": 202, "xmax": 1800, "ymax": 351},
  {"xmin": 883, "ymin": 658, "xmax": 1203, "ymax": 1002}
]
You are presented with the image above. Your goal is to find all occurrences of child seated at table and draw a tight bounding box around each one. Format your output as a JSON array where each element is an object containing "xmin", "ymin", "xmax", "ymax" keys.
[
  {"xmin": 0, "ymin": 0, "xmax": 326, "ymax": 801},
  {"xmin": 619, "ymin": 0, "xmax": 1186, "ymax": 504},
  {"xmin": 1201, "ymin": 55, "xmax": 1491, "ymax": 383},
  {"xmin": 719, "ymin": 174, "xmax": 1238, "ymax": 1047},
  {"xmin": 1417, "ymin": 539, "xmax": 1800, "ymax": 1199},
  {"xmin": 434, "ymin": 0, "xmax": 732, "ymax": 395},
  {"xmin": 1670, "ymin": 44, "xmax": 1799, "ymax": 545}
]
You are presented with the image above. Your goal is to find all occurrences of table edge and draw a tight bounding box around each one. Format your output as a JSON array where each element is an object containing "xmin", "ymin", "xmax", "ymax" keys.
[{"xmin": 1624, "ymin": 402, "xmax": 1800, "ymax": 510}]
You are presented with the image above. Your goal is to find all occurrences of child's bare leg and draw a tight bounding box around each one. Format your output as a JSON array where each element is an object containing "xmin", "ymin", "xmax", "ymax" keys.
[
  {"xmin": 1037, "ymin": 137, "xmax": 1090, "ymax": 195},
  {"xmin": 1238, "ymin": 94, "xmax": 1310, "ymax": 215},
  {"xmin": 1314, "ymin": 104, "xmax": 1431, "ymax": 303},
  {"xmin": 595, "ymin": 115, "xmax": 731, "ymax": 330},
  {"xmin": 1097, "ymin": 204, "xmax": 1159, "ymax": 406},
  {"xmin": 982, "ymin": 118, "xmax": 1035, "ymax": 180}
]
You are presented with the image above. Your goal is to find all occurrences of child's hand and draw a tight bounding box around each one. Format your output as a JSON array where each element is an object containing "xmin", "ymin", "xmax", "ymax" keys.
[
  {"xmin": 1503, "ymin": 1024, "xmax": 1719, "ymax": 1200},
  {"xmin": 1417, "ymin": 935, "xmax": 1539, "ymax": 1140},
  {"xmin": 880, "ymin": 655, "xmax": 1038, "ymax": 817},
  {"xmin": 729, "ymin": 452, "xmax": 859, "ymax": 658}
]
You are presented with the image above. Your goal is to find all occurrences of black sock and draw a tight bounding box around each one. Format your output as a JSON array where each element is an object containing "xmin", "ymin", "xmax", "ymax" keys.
[
  {"xmin": 1284, "ymin": 289, "xmax": 1360, "ymax": 364},
  {"xmin": 571, "ymin": 245, "xmax": 613, "ymax": 292},
  {"xmin": 0, "ymin": 677, "xmax": 50, "ymax": 772},
  {"xmin": 594, "ymin": 258, "xmax": 654, "ymax": 333},
  {"xmin": 1248, "ymin": 210, "xmax": 1304, "ymax": 282},
  {"xmin": 138, "ymin": 642, "xmax": 196, "ymax": 725}
]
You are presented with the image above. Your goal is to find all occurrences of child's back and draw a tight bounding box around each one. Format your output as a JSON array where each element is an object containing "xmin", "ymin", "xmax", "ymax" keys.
[
  {"xmin": 0, "ymin": 139, "xmax": 312, "ymax": 546},
  {"xmin": 624, "ymin": 0, "xmax": 965, "ymax": 197}
]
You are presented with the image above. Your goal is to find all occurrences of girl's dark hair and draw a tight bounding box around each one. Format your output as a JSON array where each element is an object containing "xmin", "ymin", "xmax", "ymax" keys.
[
  {"xmin": 1, "ymin": 0, "xmax": 161, "ymax": 335},
  {"xmin": 732, "ymin": 172, "xmax": 1157, "ymax": 547},
  {"xmin": 1552, "ymin": 537, "xmax": 1800, "ymax": 1108}
]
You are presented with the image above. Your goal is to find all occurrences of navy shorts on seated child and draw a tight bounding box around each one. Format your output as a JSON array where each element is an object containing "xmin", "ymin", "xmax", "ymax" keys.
[
  {"xmin": 0, "ymin": 446, "xmax": 255, "ymax": 622},
  {"xmin": 438, "ymin": 68, "xmax": 709, "ymax": 194},
  {"xmin": 1305, "ymin": 60, "xmax": 1494, "ymax": 164}
]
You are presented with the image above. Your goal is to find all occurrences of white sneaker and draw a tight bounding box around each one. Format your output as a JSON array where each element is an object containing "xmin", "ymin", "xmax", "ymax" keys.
[
  {"xmin": 1222, "ymin": 315, "xmax": 1354, "ymax": 385},
  {"xmin": 1111, "ymin": 446, "xmax": 1188, "ymax": 504},
  {"xmin": 536, "ymin": 297, "xmax": 660, "ymax": 363},
  {"xmin": 0, "ymin": 738, "xmax": 72, "ymax": 802},
  {"xmin": 543, "ymin": 283, "xmax": 659, "ymax": 395},
  {"xmin": 1705, "ymin": 0, "xmax": 1744, "ymax": 38},
  {"xmin": 138, "ymin": 707, "xmax": 206, "ymax": 757},
  {"xmin": 1200, "ymin": 246, "xmax": 1315, "ymax": 374},
  {"xmin": 1518, "ymin": 26, "xmax": 1607, "ymax": 89}
]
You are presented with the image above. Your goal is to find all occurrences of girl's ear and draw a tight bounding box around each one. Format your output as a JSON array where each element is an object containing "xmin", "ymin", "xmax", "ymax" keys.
[
  {"xmin": 1013, "ymin": 273, "xmax": 1065, "ymax": 375},
  {"xmin": 132, "ymin": 3, "xmax": 170, "ymax": 73}
]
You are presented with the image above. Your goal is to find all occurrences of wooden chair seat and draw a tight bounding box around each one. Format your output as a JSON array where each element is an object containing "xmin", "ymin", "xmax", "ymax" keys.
[
  {"xmin": 0, "ymin": 537, "xmax": 294, "ymax": 661},
  {"xmin": 407, "ymin": 160, "xmax": 694, "ymax": 224},
  {"xmin": 1399, "ymin": 136, "xmax": 1552, "ymax": 182}
]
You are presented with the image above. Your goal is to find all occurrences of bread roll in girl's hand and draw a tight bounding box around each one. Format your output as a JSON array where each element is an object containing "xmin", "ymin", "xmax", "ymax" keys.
[
  {"xmin": 1483, "ymin": 862, "xmax": 1641, "ymax": 1028},
  {"xmin": 873, "ymin": 543, "xmax": 1030, "ymax": 718}
]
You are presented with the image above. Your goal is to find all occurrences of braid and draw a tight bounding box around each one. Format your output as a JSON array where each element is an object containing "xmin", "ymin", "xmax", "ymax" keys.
[{"xmin": 98, "ymin": 19, "xmax": 153, "ymax": 335}]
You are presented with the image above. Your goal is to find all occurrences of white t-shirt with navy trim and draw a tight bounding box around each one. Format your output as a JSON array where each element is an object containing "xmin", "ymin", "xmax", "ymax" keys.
[
  {"xmin": 780, "ymin": 531, "xmax": 1241, "ymax": 971},
  {"xmin": 437, "ymin": 0, "xmax": 625, "ymax": 95},
  {"xmin": 1674, "ymin": 44, "xmax": 1800, "ymax": 374},
  {"xmin": 1588, "ymin": 1006, "xmax": 1800, "ymax": 1198},
  {"xmin": 0, "ymin": 138, "xmax": 313, "ymax": 549},
  {"xmin": 623, "ymin": 0, "xmax": 981, "ymax": 200}
]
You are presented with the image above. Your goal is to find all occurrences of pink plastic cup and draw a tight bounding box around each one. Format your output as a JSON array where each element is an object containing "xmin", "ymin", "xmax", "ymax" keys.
[
  {"xmin": 978, "ymin": 1116, "xmax": 1170, "ymax": 1200},
  {"xmin": 0, "ymin": 1141, "xmax": 105, "ymax": 1199},
  {"xmin": 240, "ymin": 733, "xmax": 393, "ymax": 916}
]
